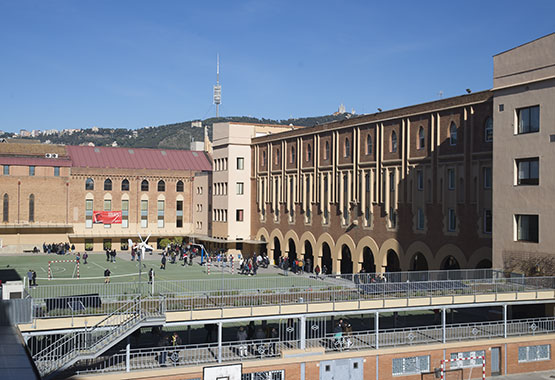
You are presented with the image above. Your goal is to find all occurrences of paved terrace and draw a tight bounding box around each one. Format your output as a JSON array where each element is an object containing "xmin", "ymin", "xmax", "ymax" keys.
[{"xmin": 18, "ymin": 271, "xmax": 555, "ymax": 332}]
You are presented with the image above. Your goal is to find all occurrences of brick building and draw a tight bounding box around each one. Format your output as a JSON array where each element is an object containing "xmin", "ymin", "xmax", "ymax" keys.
[
  {"xmin": 0, "ymin": 143, "xmax": 211, "ymax": 251},
  {"xmin": 251, "ymin": 91, "xmax": 493, "ymax": 274}
]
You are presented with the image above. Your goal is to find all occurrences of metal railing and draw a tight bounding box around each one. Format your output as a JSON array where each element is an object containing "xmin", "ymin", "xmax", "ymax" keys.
[
  {"xmin": 26, "ymin": 269, "xmax": 507, "ymax": 300},
  {"xmin": 30, "ymin": 276, "xmax": 555, "ymax": 319},
  {"xmin": 77, "ymin": 338, "xmax": 299, "ymax": 374},
  {"xmin": 32, "ymin": 297, "xmax": 166, "ymax": 377},
  {"xmin": 75, "ymin": 317, "xmax": 555, "ymax": 375}
]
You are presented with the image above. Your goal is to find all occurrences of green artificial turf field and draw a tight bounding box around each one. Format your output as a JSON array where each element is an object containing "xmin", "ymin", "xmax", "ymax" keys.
[
  {"xmin": 0, "ymin": 252, "xmax": 249, "ymax": 283},
  {"xmin": 0, "ymin": 252, "xmax": 325, "ymax": 298}
]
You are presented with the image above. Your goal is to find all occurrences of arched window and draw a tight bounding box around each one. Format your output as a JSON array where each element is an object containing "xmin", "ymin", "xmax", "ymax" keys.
[
  {"xmin": 121, "ymin": 179, "xmax": 129, "ymax": 191},
  {"xmin": 306, "ymin": 144, "xmax": 312, "ymax": 162},
  {"xmin": 3, "ymin": 194, "xmax": 8, "ymax": 222},
  {"xmin": 449, "ymin": 122, "xmax": 458, "ymax": 146},
  {"xmin": 484, "ymin": 117, "xmax": 493, "ymax": 142},
  {"xmin": 104, "ymin": 178, "xmax": 112, "ymax": 191},
  {"xmin": 391, "ymin": 131, "xmax": 397, "ymax": 153},
  {"xmin": 176, "ymin": 180, "xmax": 184, "ymax": 192},
  {"xmin": 325, "ymin": 141, "xmax": 330, "ymax": 160},
  {"xmin": 344, "ymin": 138, "xmax": 350, "ymax": 158},
  {"xmin": 418, "ymin": 127, "xmax": 425, "ymax": 150},
  {"xmin": 157, "ymin": 180, "xmax": 165, "ymax": 192},
  {"xmin": 141, "ymin": 179, "xmax": 149, "ymax": 192},
  {"xmin": 85, "ymin": 178, "xmax": 94, "ymax": 190},
  {"xmin": 290, "ymin": 146, "xmax": 296, "ymax": 163},
  {"xmin": 366, "ymin": 134, "xmax": 372, "ymax": 155},
  {"xmin": 29, "ymin": 194, "xmax": 34, "ymax": 222}
]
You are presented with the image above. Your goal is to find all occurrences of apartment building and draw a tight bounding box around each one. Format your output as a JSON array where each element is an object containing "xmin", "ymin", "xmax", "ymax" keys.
[
  {"xmin": 492, "ymin": 33, "xmax": 555, "ymax": 270},
  {"xmin": 204, "ymin": 122, "xmax": 296, "ymax": 256}
]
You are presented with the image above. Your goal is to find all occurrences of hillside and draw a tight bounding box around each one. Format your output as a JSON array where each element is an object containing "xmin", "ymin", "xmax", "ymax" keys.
[{"xmin": 1, "ymin": 114, "xmax": 354, "ymax": 150}]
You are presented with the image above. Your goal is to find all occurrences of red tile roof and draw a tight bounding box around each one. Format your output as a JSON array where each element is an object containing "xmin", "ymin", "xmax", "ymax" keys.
[
  {"xmin": 0, "ymin": 157, "xmax": 72, "ymax": 167},
  {"xmin": 66, "ymin": 146, "xmax": 212, "ymax": 171}
]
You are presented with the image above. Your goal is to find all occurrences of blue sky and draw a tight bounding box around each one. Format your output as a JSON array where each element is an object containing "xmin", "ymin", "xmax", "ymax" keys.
[{"xmin": 1, "ymin": 0, "xmax": 554, "ymax": 133}]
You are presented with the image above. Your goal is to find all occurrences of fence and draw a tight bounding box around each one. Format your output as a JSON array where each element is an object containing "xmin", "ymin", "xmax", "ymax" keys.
[
  {"xmin": 75, "ymin": 317, "xmax": 555, "ymax": 375},
  {"xmin": 29, "ymin": 276, "xmax": 555, "ymax": 320},
  {"xmin": 76, "ymin": 339, "xmax": 299, "ymax": 374},
  {"xmin": 26, "ymin": 269, "xmax": 508, "ymax": 300}
]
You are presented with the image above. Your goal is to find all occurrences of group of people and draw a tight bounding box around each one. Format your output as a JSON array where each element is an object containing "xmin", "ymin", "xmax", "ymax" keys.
[
  {"xmin": 332, "ymin": 318, "xmax": 353, "ymax": 350},
  {"xmin": 278, "ymin": 256, "xmax": 313, "ymax": 275},
  {"xmin": 105, "ymin": 249, "xmax": 117, "ymax": 263},
  {"xmin": 41, "ymin": 242, "xmax": 74, "ymax": 255},
  {"xmin": 237, "ymin": 254, "xmax": 269, "ymax": 276},
  {"xmin": 158, "ymin": 243, "xmax": 202, "ymax": 269},
  {"xmin": 26, "ymin": 269, "xmax": 37, "ymax": 287},
  {"xmin": 236, "ymin": 321, "xmax": 280, "ymax": 357}
]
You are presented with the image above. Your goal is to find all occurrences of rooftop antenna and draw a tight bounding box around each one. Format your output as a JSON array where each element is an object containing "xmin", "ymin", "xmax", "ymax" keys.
[{"xmin": 213, "ymin": 54, "xmax": 222, "ymax": 117}]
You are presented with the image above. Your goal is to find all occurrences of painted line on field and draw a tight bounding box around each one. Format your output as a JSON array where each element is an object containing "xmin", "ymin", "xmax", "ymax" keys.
[{"xmin": 90, "ymin": 261, "xmax": 107, "ymax": 272}]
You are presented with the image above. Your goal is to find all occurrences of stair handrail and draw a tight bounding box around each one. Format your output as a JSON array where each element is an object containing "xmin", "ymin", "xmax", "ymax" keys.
[
  {"xmin": 32, "ymin": 297, "xmax": 141, "ymax": 362},
  {"xmin": 32, "ymin": 296, "xmax": 166, "ymax": 377}
]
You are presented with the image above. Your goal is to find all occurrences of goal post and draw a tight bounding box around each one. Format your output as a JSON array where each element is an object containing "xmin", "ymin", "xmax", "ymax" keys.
[
  {"xmin": 440, "ymin": 355, "xmax": 485, "ymax": 380},
  {"xmin": 48, "ymin": 260, "xmax": 80, "ymax": 280}
]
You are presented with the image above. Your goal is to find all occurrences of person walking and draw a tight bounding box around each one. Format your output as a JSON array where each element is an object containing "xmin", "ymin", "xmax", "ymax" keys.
[
  {"xmin": 32, "ymin": 270, "xmax": 37, "ymax": 287},
  {"xmin": 83, "ymin": 252, "xmax": 88, "ymax": 264},
  {"xmin": 27, "ymin": 270, "xmax": 33, "ymax": 288},
  {"xmin": 104, "ymin": 268, "xmax": 111, "ymax": 284},
  {"xmin": 148, "ymin": 268, "xmax": 154, "ymax": 284},
  {"xmin": 160, "ymin": 254, "xmax": 166, "ymax": 270}
]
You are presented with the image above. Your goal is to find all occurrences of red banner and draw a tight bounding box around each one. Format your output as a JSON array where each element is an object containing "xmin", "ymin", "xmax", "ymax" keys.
[{"xmin": 93, "ymin": 211, "xmax": 122, "ymax": 224}]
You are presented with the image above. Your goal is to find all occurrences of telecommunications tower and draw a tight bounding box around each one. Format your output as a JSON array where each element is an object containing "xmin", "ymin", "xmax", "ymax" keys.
[{"xmin": 213, "ymin": 54, "xmax": 222, "ymax": 117}]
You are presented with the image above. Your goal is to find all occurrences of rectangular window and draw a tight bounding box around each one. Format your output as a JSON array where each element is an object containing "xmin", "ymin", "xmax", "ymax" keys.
[
  {"xmin": 392, "ymin": 355, "xmax": 430, "ymax": 376},
  {"xmin": 447, "ymin": 168, "xmax": 455, "ymax": 190},
  {"xmin": 483, "ymin": 167, "xmax": 492, "ymax": 189},
  {"xmin": 54, "ymin": 166, "xmax": 60, "ymax": 177},
  {"xmin": 120, "ymin": 239, "xmax": 129, "ymax": 250},
  {"xmin": 484, "ymin": 209, "xmax": 492, "ymax": 234},
  {"xmin": 516, "ymin": 158, "xmax": 539, "ymax": 185},
  {"xmin": 141, "ymin": 200, "xmax": 148, "ymax": 228},
  {"xmin": 518, "ymin": 344, "xmax": 550, "ymax": 362},
  {"xmin": 122, "ymin": 200, "xmax": 129, "ymax": 228},
  {"xmin": 104, "ymin": 199, "xmax": 111, "ymax": 228},
  {"xmin": 236, "ymin": 209, "xmax": 244, "ymax": 221},
  {"xmin": 517, "ymin": 105, "xmax": 540, "ymax": 134},
  {"xmin": 103, "ymin": 239, "xmax": 112, "ymax": 251},
  {"xmin": 448, "ymin": 208, "xmax": 456, "ymax": 231},
  {"xmin": 416, "ymin": 170, "xmax": 424, "ymax": 191},
  {"xmin": 237, "ymin": 157, "xmax": 245, "ymax": 170},
  {"xmin": 515, "ymin": 214, "xmax": 538, "ymax": 242},
  {"xmin": 3, "ymin": 165, "xmax": 9, "ymax": 175},
  {"xmin": 157, "ymin": 200, "xmax": 164, "ymax": 228},
  {"xmin": 85, "ymin": 239, "xmax": 93, "ymax": 251},
  {"xmin": 236, "ymin": 182, "xmax": 244, "ymax": 195},
  {"xmin": 417, "ymin": 208, "xmax": 425, "ymax": 230},
  {"xmin": 450, "ymin": 350, "xmax": 485, "ymax": 369},
  {"xmin": 176, "ymin": 200, "xmax": 183, "ymax": 228},
  {"xmin": 29, "ymin": 166, "xmax": 35, "ymax": 176},
  {"xmin": 85, "ymin": 199, "xmax": 93, "ymax": 228},
  {"xmin": 389, "ymin": 207, "xmax": 396, "ymax": 228},
  {"xmin": 389, "ymin": 172, "xmax": 395, "ymax": 192}
]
